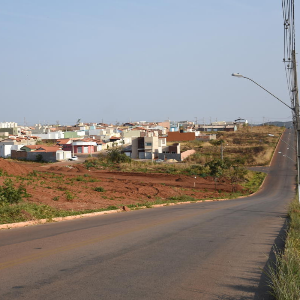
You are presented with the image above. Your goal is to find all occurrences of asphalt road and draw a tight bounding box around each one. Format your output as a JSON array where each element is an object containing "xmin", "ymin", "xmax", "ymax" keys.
[{"xmin": 0, "ymin": 129, "xmax": 296, "ymax": 300}]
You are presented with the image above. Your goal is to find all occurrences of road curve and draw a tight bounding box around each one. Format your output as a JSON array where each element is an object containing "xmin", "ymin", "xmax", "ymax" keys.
[{"xmin": 0, "ymin": 129, "xmax": 296, "ymax": 300}]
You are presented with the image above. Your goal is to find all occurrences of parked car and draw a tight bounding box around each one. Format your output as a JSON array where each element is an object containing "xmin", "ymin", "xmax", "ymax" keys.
[{"xmin": 69, "ymin": 156, "xmax": 78, "ymax": 161}]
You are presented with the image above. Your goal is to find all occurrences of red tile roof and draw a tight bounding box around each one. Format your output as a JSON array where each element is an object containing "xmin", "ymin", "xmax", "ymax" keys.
[
  {"xmin": 38, "ymin": 146, "xmax": 62, "ymax": 152},
  {"xmin": 57, "ymin": 139, "xmax": 72, "ymax": 144}
]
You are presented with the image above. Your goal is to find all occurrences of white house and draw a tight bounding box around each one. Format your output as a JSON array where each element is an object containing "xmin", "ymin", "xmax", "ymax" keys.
[{"xmin": 0, "ymin": 142, "xmax": 24, "ymax": 158}]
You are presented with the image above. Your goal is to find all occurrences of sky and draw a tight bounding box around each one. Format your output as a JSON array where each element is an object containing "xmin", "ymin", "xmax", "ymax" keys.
[{"xmin": 0, "ymin": 0, "xmax": 297, "ymax": 126}]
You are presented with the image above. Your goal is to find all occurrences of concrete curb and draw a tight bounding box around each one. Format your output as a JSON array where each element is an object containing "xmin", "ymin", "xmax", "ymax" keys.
[
  {"xmin": 0, "ymin": 209, "xmax": 123, "ymax": 230},
  {"xmin": 0, "ymin": 198, "xmax": 228, "ymax": 230}
]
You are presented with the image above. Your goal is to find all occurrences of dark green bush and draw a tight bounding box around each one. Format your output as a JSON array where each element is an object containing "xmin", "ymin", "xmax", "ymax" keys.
[
  {"xmin": 0, "ymin": 179, "xmax": 30, "ymax": 205},
  {"xmin": 94, "ymin": 186, "xmax": 105, "ymax": 192}
]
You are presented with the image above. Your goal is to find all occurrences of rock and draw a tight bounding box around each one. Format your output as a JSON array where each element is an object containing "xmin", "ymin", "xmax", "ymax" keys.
[
  {"xmin": 122, "ymin": 205, "xmax": 130, "ymax": 212},
  {"xmin": 176, "ymin": 178, "xmax": 183, "ymax": 182}
]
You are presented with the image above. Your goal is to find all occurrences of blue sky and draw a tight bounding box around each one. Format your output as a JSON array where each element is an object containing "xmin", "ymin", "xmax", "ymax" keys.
[{"xmin": 0, "ymin": 1, "xmax": 297, "ymax": 125}]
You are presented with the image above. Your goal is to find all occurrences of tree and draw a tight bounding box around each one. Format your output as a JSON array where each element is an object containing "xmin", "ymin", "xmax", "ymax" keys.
[
  {"xmin": 205, "ymin": 159, "xmax": 228, "ymax": 190},
  {"xmin": 106, "ymin": 148, "xmax": 131, "ymax": 163},
  {"xmin": 226, "ymin": 159, "xmax": 247, "ymax": 192}
]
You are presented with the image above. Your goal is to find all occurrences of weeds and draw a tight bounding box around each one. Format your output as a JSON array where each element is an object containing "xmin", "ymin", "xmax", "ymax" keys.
[
  {"xmin": 65, "ymin": 191, "xmax": 75, "ymax": 201},
  {"xmin": 0, "ymin": 179, "xmax": 30, "ymax": 205},
  {"xmin": 168, "ymin": 195, "xmax": 196, "ymax": 202},
  {"xmin": 243, "ymin": 171, "xmax": 266, "ymax": 192},
  {"xmin": 75, "ymin": 175, "xmax": 85, "ymax": 181},
  {"xmin": 268, "ymin": 199, "xmax": 300, "ymax": 299},
  {"xmin": 0, "ymin": 203, "xmax": 120, "ymax": 224}
]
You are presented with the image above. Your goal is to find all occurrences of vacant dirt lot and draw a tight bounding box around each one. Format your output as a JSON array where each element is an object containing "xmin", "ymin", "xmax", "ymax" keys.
[{"xmin": 0, "ymin": 159, "xmax": 248, "ymax": 211}]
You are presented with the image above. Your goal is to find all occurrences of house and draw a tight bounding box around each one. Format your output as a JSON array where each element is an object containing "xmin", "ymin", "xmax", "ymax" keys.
[
  {"xmin": 131, "ymin": 136, "xmax": 158, "ymax": 159},
  {"xmin": 197, "ymin": 122, "xmax": 237, "ymax": 132},
  {"xmin": 0, "ymin": 136, "xmax": 41, "ymax": 158},
  {"xmin": 0, "ymin": 139, "xmax": 24, "ymax": 158},
  {"xmin": 130, "ymin": 135, "xmax": 166, "ymax": 159},
  {"xmin": 11, "ymin": 145, "xmax": 71, "ymax": 162},
  {"xmin": 157, "ymin": 143, "xmax": 196, "ymax": 162},
  {"xmin": 70, "ymin": 139, "xmax": 97, "ymax": 154}
]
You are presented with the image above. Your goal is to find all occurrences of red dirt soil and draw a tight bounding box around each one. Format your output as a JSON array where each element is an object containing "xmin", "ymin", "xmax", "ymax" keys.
[
  {"xmin": 0, "ymin": 160, "xmax": 248, "ymax": 211},
  {"xmin": 0, "ymin": 158, "xmax": 30, "ymax": 176}
]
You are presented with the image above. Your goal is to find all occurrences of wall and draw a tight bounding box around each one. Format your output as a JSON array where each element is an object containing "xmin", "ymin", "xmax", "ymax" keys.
[
  {"xmin": 27, "ymin": 151, "xmax": 56, "ymax": 162},
  {"xmin": 74, "ymin": 145, "xmax": 94, "ymax": 154},
  {"xmin": 157, "ymin": 150, "xmax": 195, "ymax": 162},
  {"xmin": 123, "ymin": 130, "xmax": 141, "ymax": 138},
  {"xmin": 56, "ymin": 150, "xmax": 72, "ymax": 161},
  {"xmin": 11, "ymin": 150, "xmax": 27, "ymax": 160},
  {"xmin": 89, "ymin": 129, "xmax": 101, "ymax": 136},
  {"xmin": 64, "ymin": 132, "xmax": 80, "ymax": 138},
  {"xmin": 196, "ymin": 134, "xmax": 216, "ymax": 141},
  {"xmin": 158, "ymin": 153, "xmax": 181, "ymax": 161},
  {"xmin": 1, "ymin": 144, "xmax": 24, "ymax": 158},
  {"xmin": 131, "ymin": 138, "xmax": 139, "ymax": 159},
  {"xmin": 181, "ymin": 149, "xmax": 196, "ymax": 160},
  {"xmin": 0, "ymin": 128, "xmax": 18, "ymax": 135},
  {"xmin": 34, "ymin": 132, "xmax": 65, "ymax": 139},
  {"xmin": 167, "ymin": 132, "xmax": 196, "ymax": 142}
]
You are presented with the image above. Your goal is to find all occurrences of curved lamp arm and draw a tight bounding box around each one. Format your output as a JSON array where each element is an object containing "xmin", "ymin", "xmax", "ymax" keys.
[{"xmin": 232, "ymin": 73, "xmax": 294, "ymax": 111}]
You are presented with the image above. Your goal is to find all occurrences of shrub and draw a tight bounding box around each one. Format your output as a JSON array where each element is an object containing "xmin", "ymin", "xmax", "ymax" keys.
[
  {"xmin": 75, "ymin": 176, "xmax": 85, "ymax": 181},
  {"xmin": 107, "ymin": 148, "xmax": 131, "ymax": 163},
  {"xmin": 0, "ymin": 179, "xmax": 30, "ymax": 205},
  {"xmin": 65, "ymin": 191, "xmax": 75, "ymax": 201},
  {"xmin": 84, "ymin": 158, "xmax": 101, "ymax": 169},
  {"xmin": 94, "ymin": 186, "xmax": 105, "ymax": 192},
  {"xmin": 36, "ymin": 154, "xmax": 44, "ymax": 162},
  {"xmin": 0, "ymin": 168, "xmax": 8, "ymax": 177}
]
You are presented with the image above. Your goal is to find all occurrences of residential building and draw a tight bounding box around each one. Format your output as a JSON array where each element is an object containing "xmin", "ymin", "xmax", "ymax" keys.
[{"xmin": 11, "ymin": 145, "xmax": 71, "ymax": 162}]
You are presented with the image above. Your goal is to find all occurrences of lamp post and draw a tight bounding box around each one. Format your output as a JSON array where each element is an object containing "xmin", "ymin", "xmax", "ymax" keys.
[
  {"xmin": 231, "ymin": 73, "xmax": 294, "ymax": 110},
  {"xmin": 232, "ymin": 73, "xmax": 300, "ymax": 202}
]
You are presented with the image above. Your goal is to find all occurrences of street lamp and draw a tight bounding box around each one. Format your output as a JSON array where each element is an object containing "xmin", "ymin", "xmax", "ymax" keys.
[
  {"xmin": 231, "ymin": 73, "xmax": 294, "ymax": 110},
  {"xmin": 232, "ymin": 72, "xmax": 300, "ymax": 202}
]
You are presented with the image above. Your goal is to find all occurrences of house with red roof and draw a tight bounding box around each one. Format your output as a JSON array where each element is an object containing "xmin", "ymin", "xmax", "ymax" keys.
[{"xmin": 11, "ymin": 145, "xmax": 71, "ymax": 162}]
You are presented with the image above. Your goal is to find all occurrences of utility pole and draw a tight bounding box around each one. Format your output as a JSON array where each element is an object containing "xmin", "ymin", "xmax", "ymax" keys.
[
  {"xmin": 221, "ymin": 142, "xmax": 224, "ymax": 161},
  {"xmin": 220, "ymin": 140, "xmax": 226, "ymax": 161},
  {"xmin": 292, "ymin": 50, "xmax": 300, "ymax": 202}
]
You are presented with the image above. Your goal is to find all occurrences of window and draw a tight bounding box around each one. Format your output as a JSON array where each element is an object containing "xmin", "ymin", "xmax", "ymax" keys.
[{"xmin": 145, "ymin": 142, "xmax": 152, "ymax": 146}]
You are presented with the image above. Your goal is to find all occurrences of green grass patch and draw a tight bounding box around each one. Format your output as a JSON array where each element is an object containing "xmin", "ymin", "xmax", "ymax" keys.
[
  {"xmin": 168, "ymin": 195, "xmax": 197, "ymax": 202},
  {"xmin": 242, "ymin": 171, "xmax": 266, "ymax": 193},
  {"xmin": 268, "ymin": 198, "xmax": 300, "ymax": 299},
  {"xmin": 65, "ymin": 191, "xmax": 75, "ymax": 201},
  {"xmin": 94, "ymin": 186, "xmax": 105, "ymax": 192},
  {"xmin": 0, "ymin": 202, "xmax": 120, "ymax": 224}
]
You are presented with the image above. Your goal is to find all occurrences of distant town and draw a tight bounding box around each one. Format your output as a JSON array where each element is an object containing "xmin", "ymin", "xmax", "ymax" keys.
[{"xmin": 0, "ymin": 119, "xmax": 289, "ymax": 163}]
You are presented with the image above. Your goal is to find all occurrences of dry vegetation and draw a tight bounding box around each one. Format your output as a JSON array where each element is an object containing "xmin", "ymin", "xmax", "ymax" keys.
[{"xmin": 183, "ymin": 125, "xmax": 285, "ymax": 166}]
